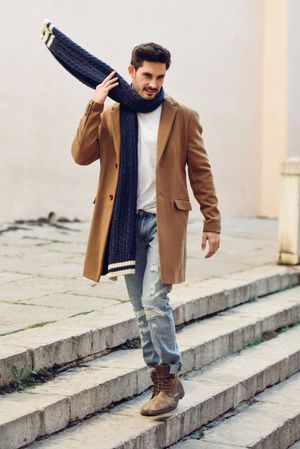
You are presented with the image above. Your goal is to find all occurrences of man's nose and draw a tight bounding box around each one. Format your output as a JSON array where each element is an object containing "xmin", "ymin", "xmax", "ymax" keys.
[{"xmin": 149, "ymin": 80, "xmax": 158, "ymax": 90}]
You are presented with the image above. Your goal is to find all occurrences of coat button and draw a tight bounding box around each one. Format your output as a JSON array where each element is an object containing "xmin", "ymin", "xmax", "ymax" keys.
[
  {"xmin": 115, "ymin": 163, "xmax": 118, "ymax": 169},
  {"xmin": 109, "ymin": 194, "xmax": 113, "ymax": 200}
]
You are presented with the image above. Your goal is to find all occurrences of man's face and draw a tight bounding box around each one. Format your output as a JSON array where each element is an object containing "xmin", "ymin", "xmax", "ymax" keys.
[{"xmin": 128, "ymin": 61, "xmax": 167, "ymax": 100}]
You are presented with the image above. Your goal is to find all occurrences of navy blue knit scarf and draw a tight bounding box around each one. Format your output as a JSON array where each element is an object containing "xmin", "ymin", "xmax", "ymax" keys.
[{"xmin": 41, "ymin": 21, "xmax": 164, "ymax": 278}]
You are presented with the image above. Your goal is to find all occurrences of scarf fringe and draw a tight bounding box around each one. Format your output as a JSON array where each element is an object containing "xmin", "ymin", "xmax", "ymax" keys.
[
  {"xmin": 40, "ymin": 20, "xmax": 55, "ymax": 48},
  {"xmin": 108, "ymin": 267, "xmax": 136, "ymax": 277},
  {"xmin": 108, "ymin": 260, "xmax": 135, "ymax": 270}
]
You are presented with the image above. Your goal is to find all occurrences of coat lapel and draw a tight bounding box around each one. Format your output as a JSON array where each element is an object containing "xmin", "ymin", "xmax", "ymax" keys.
[
  {"xmin": 157, "ymin": 96, "xmax": 177, "ymax": 163},
  {"xmin": 110, "ymin": 104, "xmax": 121, "ymax": 162}
]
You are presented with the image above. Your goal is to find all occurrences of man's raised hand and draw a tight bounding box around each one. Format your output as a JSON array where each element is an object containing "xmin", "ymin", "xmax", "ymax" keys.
[{"xmin": 92, "ymin": 71, "xmax": 119, "ymax": 104}]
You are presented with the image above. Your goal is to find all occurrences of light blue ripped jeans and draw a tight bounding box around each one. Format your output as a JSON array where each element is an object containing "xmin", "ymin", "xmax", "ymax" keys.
[{"xmin": 124, "ymin": 210, "xmax": 182, "ymax": 374}]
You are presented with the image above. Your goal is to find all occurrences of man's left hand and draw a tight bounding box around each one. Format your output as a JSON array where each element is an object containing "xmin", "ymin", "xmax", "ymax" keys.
[{"xmin": 201, "ymin": 232, "xmax": 220, "ymax": 258}]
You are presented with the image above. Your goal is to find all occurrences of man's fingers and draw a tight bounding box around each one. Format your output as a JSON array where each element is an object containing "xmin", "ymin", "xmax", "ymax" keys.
[
  {"xmin": 107, "ymin": 82, "xmax": 119, "ymax": 91},
  {"xmin": 205, "ymin": 246, "xmax": 215, "ymax": 258},
  {"xmin": 106, "ymin": 78, "xmax": 119, "ymax": 87},
  {"xmin": 106, "ymin": 77, "xmax": 118, "ymax": 85},
  {"xmin": 97, "ymin": 72, "xmax": 117, "ymax": 88},
  {"xmin": 101, "ymin": 77, "xmax": 118, "ymax": 88},
  {"xmin": 104, "ymin": 70, "xmax": 116, "ymax": 82},
  {"xmin": 201, "ymin": 235, "xmax": 207, "ymax": 250},
  {"xmin": 204, "ymin": 252, "xmax": 213, "ymax": 259},
  {"xmin": 105, "ymin": 72, "xmax": 117, "ymax": 84},
  {"xmin": 205, "ymin": 241, "xmax": 214, "ymax": 258},
  {"xmin": 204, "ymin": 236, "xmax": 220, "ymax": 258},
  {"xmin": 201, "ymin": 232, "xmax": 220, "ymax": 259},
  {"xmin": 93, "ymin": 74, "xmax": 119, "ymax": 104}
]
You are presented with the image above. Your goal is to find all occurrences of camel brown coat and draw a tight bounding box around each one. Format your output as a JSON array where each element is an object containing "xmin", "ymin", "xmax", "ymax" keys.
[{"xmin": 71, "ymin": 95, "xmax": 221, "ymax": 284}]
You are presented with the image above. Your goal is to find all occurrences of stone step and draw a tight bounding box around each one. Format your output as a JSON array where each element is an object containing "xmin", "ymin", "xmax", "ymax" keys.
[
  {"xmin": 0, "ymin": 265, "xmax": 298, "ymax": 389},
  {"xmin": 1, "ymin": 286, "xmax": 300, "ymax": 449},
  {"xmin": 172, "ymin": 371, "xmax": 300, "ymax": 449},
  {"xmin": 19, "ymin": 324, "xmax": 300, "ymax": 449}
]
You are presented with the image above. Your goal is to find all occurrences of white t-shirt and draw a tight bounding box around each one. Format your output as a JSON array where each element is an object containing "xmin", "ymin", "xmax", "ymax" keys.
[{"xmin": 136, "ymin": 105, "xmax": 162, "ymax": 214}]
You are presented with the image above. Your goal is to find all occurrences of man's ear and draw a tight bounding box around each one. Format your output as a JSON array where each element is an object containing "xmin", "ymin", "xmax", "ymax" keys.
[{"xmin": 128, "ymin": 64, "xmax": 135, "ymax": 78}]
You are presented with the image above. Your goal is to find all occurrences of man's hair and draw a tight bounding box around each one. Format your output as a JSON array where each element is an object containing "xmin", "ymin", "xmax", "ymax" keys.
[{"xmin": 131, "ymin": 42, "xmax": 171, "ymax": 70}]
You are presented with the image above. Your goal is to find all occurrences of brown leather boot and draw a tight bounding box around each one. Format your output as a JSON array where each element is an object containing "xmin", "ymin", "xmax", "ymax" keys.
[
  {"xmin": 141, "ymin": 364, "xmax": 185, "ymax": 416},
  {"xmin": 140, "ymin": 368, "xmax": 160, "ymax": 415}
]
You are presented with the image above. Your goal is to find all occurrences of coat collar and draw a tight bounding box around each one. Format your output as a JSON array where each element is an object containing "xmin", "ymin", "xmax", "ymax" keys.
[{"xmin": 109, "ymin": 95, "xmax": 178, "ymax": 163}]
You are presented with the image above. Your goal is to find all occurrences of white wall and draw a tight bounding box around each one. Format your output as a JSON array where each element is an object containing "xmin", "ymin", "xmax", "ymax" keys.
[
  {"xmin": 0, "ymin": 0, "xmax": 264, "ymax": 222},
  {"xmin": 287, "ymin": 0, "xmax": 300, "ymax": 158},
  {"xmin": 260, "ymin": 0, "xmax": 287, "ymax": 218}
]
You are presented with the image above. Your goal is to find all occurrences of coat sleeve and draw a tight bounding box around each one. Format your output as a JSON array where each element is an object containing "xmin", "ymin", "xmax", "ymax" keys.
[
  {"xmin": 71, "ymin": 100, "xmax": 104, "ymax": 165},
  {"xmin": 187, "ymin": 110, "xmax": 221, "ymax": 234}
]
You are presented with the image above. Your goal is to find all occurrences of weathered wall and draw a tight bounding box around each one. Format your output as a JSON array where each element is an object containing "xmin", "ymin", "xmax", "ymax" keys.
[
  {"xmin": 1, "ymin": 0, "xmax": 266, "ymax": 222},
  {"xmin": 287, "ymin": 0, "xmax": 300, "ymax": 159}
]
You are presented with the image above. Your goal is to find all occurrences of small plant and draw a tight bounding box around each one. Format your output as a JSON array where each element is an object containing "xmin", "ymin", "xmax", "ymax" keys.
[
  {"xmin": 11, "ymin": 365, "xmax": 37, "ymax": 391},
  {"xmin": 236, "ymin": 318, "xmax": 300, "ymax": 357},
  {"xmin": 248, "ymin": 336, "xmax": 264, "ymax": 347},
  {"xmin": 277, "ymin": 325, "xmax": 289, "ymax": 334}
]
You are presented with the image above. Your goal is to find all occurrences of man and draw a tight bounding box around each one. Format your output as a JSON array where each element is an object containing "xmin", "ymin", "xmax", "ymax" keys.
[{"xmin": 71, "ymin": 43, "xmax": 221, "ymax": 416}]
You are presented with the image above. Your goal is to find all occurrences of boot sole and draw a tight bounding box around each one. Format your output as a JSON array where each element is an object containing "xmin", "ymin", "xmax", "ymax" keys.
[
  {"xmin": 178, "ymin": 385, "xmax": 185, "ymax": 400},
  {"xmin": 141, "ymin": 402, "xmax": 179, "ymax": 416},
  {"xmin": 140, "ymin": 391, "xmax": 185, "ymax": 416}
]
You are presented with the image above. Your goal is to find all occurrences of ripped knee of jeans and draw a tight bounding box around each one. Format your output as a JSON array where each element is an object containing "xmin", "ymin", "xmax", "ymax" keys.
[
  {"xmin": 144, "ymin": 305, "xmax": 166, "ymax": 320},
  {"xmin": 135, "ymin": 309, "xmax": 146, "ymax": 319}
]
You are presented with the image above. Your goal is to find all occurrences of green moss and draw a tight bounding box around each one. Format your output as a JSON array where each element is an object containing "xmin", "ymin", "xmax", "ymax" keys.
[
  {"xmin": 237, "ymin": 318, "xmax": 300, "ymax": 354},
  {"xmin": 248, "ymin": 336, "xmax": 264, "ymax": 347},
  {"xmin": 25, "ymin": 321, "xmax": 56, "ymax": 329}
]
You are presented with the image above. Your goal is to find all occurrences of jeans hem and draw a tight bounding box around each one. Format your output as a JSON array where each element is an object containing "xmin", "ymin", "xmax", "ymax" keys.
[
  {"xmin": 146, "ymin": 362, "xmax": 182, "ymax": 374},
  {"xmin": 169, "ymin": 362, "xmax": 182, "ymax": 374}
]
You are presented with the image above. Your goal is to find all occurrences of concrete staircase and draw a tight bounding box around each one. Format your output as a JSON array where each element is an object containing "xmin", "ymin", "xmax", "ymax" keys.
[
  {"xmin": 172, "ymin": 370, "xmax": 300, "ymax": 448},
  {"xmin": 0, "ymin": 265, "xmax": 300, "ymax": 449}
]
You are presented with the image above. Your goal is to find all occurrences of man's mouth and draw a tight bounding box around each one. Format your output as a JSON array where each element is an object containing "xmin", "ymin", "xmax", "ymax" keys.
[{"xmin": 144, "ymin": 88, "xmax": 157, "ymax": 95}]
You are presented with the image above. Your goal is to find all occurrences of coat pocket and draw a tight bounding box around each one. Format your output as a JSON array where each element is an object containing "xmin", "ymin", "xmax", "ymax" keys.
[{"xmin": 174, "ymin": 198, "xmax": 192, "ymax": 211}]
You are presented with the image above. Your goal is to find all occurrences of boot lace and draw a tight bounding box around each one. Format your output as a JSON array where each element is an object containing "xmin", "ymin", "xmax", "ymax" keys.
[
  {"xmin": 158, "ymin": 375, "xmax": 173, "ymax": 394},
  {"xmin": 150, "ymin": 372, "xmax": 160, "ymax": 398}
]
